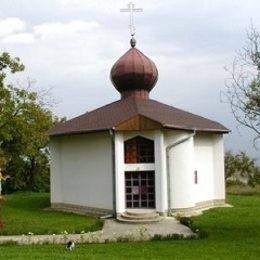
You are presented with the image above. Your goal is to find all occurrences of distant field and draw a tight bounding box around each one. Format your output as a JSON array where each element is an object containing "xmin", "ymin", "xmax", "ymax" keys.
[
  {"xmin": 0, "ymin": 193, "xmax": 260, "ymax": 259},
  {"xmin": 0, "ymin": 192, "xmax": 103, "ymax": 235},
  {"xmin": 226, "ymin": 183, "xmax": 260, "ymax": 195}
]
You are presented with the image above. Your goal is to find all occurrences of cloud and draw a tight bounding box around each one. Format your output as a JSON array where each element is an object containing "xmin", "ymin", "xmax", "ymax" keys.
[
  {"xmin": 2, "ymin": 33, "xmax": 35, "ymax": 44},
  {"xmin": 0, "ymin": 17, "xmax": 26, "ymax": 37},
  {"xmin": 0, "ymin": 18, "xmax": 99, "ymax": 44},
  {"xmin": 34, "ymin": 20, "xmax": 99, "ymax": 39}
]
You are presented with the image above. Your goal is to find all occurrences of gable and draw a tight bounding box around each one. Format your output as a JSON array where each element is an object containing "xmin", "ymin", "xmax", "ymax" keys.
[{"xmin": 114, "ymin": 115, "xmax": 162, "ymax": 131}]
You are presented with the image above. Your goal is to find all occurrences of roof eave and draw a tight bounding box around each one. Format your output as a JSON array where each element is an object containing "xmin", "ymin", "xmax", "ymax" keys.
[
  {"xmin": 162, "ymin": 124, "xmax": 230, "ymax": 134},
  {"xmin": 49, "ymin": 124, "xmax": 230, "ymax": 137},
  {"xmin": 49, "ymin": 128, "xmax": 114, "ymax": 138}
]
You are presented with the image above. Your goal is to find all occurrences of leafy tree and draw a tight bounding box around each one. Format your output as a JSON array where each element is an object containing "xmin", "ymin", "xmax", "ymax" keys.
[
  {"xmin": 0, "ymin": 52, "xmax": 57, "ymax": 192},
  {"xmin": 0, "ymin": 171, "xmax": 9, "ymax": 229},
  {"xmin": 225, "ymin": 25, "xmax": 260, "ymax": 143},
  {"xmin": 225, "ymin": 151, "xmax": 259, "ymax": 187}
]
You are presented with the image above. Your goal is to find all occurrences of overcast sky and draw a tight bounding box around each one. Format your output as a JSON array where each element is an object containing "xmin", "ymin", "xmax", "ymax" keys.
[{"xmin": 0, "ymin": 0, "xmax": 259, "ymax": 162}]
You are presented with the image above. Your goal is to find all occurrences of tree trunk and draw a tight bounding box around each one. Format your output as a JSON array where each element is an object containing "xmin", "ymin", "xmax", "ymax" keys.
[{"xmin": 27, "ymin": 156, "xmax": 36, "ymax": 191}]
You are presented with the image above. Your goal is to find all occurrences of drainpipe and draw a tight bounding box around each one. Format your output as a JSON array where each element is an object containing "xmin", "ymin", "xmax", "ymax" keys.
[
  {"xmin": 109, "ymin": 128, "xmax": 117, "ymax": 217},
  {"xmin": 166, "ymin": 130, "xmax": 196, "ymax": 216}
]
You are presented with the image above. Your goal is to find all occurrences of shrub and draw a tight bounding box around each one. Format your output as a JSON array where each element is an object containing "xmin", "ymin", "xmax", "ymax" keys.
[
  {"xmin": 225, "ymin": 151, "xmax": 259, "ymax": 187},
  {"xmin": 179, "ymin": 217, "xmax": 208, "ymax": 239},
  {"xmin": 179, "ymin": 217, "xmax": 193, "ymax": 228}
]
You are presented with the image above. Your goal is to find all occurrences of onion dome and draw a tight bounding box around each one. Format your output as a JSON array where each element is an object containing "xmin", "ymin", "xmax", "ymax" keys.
[{"xmin": 110, "ymin": 39, "xmax": 158, "ymax": 99}]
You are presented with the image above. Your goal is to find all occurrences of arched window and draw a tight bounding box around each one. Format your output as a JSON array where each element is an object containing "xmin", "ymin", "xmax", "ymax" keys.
[{"xmin": 124, "ymin": 136, "xmax": 154, "ymax": 163}]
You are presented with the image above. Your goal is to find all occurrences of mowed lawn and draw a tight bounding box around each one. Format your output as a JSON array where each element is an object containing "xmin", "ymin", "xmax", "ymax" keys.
[
  {"xmin": 0, "ymin": 193, "xmax": 260, "ymax": 259},
  {"xmin": 0, "ymin": 192, "xmax": 103, "ymax": 235}
]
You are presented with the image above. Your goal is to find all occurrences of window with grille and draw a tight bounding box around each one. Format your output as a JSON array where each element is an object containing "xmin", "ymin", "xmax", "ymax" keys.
[
  {"xmin": 124, "ymin": 136, "xmax": 155, "ymax": 163},
  {"xmin": 125, "ymin": 171, "xmax": 155, "ymax": 208}
]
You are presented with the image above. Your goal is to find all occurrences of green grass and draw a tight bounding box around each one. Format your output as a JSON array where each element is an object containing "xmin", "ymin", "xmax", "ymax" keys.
[
  {"xmin": 0, "ymin": 192, "xmax": 103, "ymax": 235},
  {"xmin": 0, "ymin": 193, "xmax": 260, "ymax": 259}
]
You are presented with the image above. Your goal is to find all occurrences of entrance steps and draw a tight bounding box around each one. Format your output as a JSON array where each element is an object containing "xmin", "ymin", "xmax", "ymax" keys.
[{"xmin": 117, "ymin": 209, "xmax": 162, "ymax": 223}]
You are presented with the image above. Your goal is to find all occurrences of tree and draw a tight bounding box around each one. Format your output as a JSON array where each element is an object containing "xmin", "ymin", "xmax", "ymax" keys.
[
  {"xmin": 225, "ymin": 151, "xmax": 259, "ymax": 187},
  {"xmin": 0, "ymin": 170, "xmax": 9, "ymax": 229},
  {"xmin": 225, "ymin": 25, "xmax": 260, "ymax": 143},
  {"xmin": 0, "ymin": 52, "xmax": 58, "ymax": 192}
]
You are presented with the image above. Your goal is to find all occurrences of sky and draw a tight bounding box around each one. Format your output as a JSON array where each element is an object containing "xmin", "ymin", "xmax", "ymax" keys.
[{"xmin": 0, "ymin": 0, "xmax": 259, "ymax": 162}]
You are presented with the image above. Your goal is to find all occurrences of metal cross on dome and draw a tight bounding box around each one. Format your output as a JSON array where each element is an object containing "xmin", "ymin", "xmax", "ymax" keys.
[{"xmin": 120, "ymin": 2, "xmax": 143, "ymax": 37}]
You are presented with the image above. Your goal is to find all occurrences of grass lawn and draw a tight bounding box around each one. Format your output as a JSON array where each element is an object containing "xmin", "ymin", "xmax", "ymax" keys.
[
  {"xmin": 0, "ymin": 193, "xmax": 260, "ymax": 259},
  {"xmin": 0, "ymin": 192, "xmax": 103, "ymax": 235}
]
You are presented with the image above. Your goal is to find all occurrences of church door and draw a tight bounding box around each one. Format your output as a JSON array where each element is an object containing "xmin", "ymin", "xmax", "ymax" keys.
[{"xmin": 125, "ymin": 171, "xmax": 155, "ymax": 208}]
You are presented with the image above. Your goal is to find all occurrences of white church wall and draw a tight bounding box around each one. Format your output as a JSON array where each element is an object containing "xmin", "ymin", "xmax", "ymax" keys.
[
  {"xmin": 123, "ymin": 131, "xmax": 155, "ymax": 143},
  {"xmin": 193, "ymin": 134, "xmax": 215, "ymax": 203},
  {"xmin": 154, "ymin": 131, "xmax": 168, "ymax": 214},
  {"xmin": 124, "ymin": 163, "xmax": 155, "ymax": 171},
  {"xmin": 114, "ymin": 132, "xmax": 125, "ymax": 214},
  {"xmin": 50, "ymin": 139, "xmax": 63, "ymax": 203},
  {"xmin": 50, "ymin": 132, "xmax": 113, "ymax": 211},
  {"xmin": 212, "ymin": 134, "xmax": 225, "ymax": 200},
  {"xmin": 165, "ymin": 131, "xmax": 195, "ymax": 209}
]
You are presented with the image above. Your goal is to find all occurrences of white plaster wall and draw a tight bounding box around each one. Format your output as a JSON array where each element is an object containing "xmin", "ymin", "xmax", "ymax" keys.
[
  {"xmin": 50, "ymin": 132, "xmax": 113, "ymax": 210},
  {"xmin": 212, "ymin": 134, "xmax": 225, "ymax": 200},
  {"xmin": 154, "ymin": 131, "xmax": 168, "ymax": 214},
  {"xmin": 193, "ymin": 133, "xmax": 225, "ymax": 204},
  {"xmin": 124, "ymin": 163, "xmax": 155, "ymax": 172},
  {"xmin": 193, "ymin": 134, "xmax": 214, "ymax": 203},
  {"xmin": 165, "ymin": 131, "xmax": 195, "ymax": 209},
  {"xmin": 50, "ymin": 139, "xmax": 63, "ymax": 203},
  {"xmin": 114, "ymin": 132, "xmax": 125, "ymax": 214}
]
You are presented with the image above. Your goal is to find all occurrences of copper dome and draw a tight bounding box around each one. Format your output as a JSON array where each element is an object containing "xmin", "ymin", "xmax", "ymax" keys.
[{"xmin": 110, "ymin": 47, "xmax": 158, "ymax": 99}]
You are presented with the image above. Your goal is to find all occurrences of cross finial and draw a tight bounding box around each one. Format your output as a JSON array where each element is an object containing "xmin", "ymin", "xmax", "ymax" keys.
[{"xmin": 120, "ymin": 2, "xmax": 143, "ymax": 37}]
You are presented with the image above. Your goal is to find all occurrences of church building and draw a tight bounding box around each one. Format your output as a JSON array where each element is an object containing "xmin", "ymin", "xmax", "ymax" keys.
[{"xmin": 49, "ymin": 36, "xmax": 229, "ymax": 220}]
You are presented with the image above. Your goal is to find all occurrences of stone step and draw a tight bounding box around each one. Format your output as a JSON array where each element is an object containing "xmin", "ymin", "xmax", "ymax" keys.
[
  {"xmin": 117, "ymin": 209, "xmax": 162, "ymax": 223},
  {"xmin": 117, "ymin": 216, "xmax": 162, "ymax": 223},
  {"xmin": 121, "ymin": 212, "xmax": 159, "ymax": 220},
  {"xmin": 126, "ymin": 209, "xmax": 157, "ymax": 216}
]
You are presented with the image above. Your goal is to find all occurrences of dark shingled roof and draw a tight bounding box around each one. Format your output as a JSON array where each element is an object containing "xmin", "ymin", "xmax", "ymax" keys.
[{"xmin": 49, "ymin": 97, "xmax": 229, "ymax": 137}]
